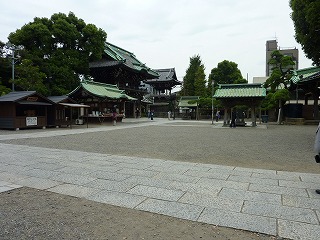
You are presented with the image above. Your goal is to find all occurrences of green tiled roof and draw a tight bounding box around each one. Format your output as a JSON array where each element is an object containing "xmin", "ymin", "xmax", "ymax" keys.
[
  {"xmin": 104, "ymin": 42, "xmax": 159, "ymax": 78},
  {"xmin": 290, "ymin": 66, "xmax": 320, "ymax": 84},
  {"xmin": 178, "ymin": 96, "xmax": 199, "ymax": 107},
  {"xmin": 214, "ymin": 84, "xmax": 266, "ymax": 98},
  {"xmin": 68, "ymin": 80, "xmax": 136, "ymax": 100}
]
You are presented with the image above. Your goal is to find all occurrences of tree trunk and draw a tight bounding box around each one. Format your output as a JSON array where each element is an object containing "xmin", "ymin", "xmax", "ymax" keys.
[{"xmin": 277, "ymin": 100, "xmax": 283, "ymax": 124}]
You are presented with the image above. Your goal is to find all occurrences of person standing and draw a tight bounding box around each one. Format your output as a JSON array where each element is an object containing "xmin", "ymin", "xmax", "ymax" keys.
[
  {"xmin": 112, "ymin": 106, "xmax": 117, "ymax": 126},
  {"xmin": 135, "ymin": 108, "xmax": 140, "ymax": 118},
  {"xmin": 230, "ymin": 111, "xmax": 236, "ymax": 128},
  {"xmin": 314, "ymin": 122, "xmax": 320, "ymax": 194},
  {"xmin": 150, "ymin": 110, "xmax": 154, "ymax": 120},
  {"xmin": 215, "ymin": 110, "xmax": 220, "ymax": 122},
  {"xmin": 168, "ymin": 111, "xmax": 171, "ymax": 120}
]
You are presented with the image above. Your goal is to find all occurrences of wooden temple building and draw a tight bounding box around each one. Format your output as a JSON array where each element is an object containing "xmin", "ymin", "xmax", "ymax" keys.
[
  {"xmin": 288, "ymin": 66, "xmax": 320, "ymax": 123},
  {"xmin": 67, "ymin": 79, "xmax": 136, "ymax": 123},
  {"xmin": 214, "ymin": 84, "xmax": 266, "ymax": 126},
  {"xmin": 143, "ymin": 68, "xmax": 181, "ymax": 118},
  {"xmin": 89, "ymin": 42, "xmax": 159, "ymax": 117}
]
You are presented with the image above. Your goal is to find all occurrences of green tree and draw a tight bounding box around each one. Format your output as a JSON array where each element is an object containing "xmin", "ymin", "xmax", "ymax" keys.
[
  {"xmin": 8, "ymin": 12, "xmax": 107, "ymax": 95},
  {"xmin": 264, "ymin": 50, "xmax": 295, "ymax": 91},
  {"xmin": 194, "ymin": 64, "xmax": 206, "ymax": 97},
  {"xmin": 0, "ymin": 41, "xmax": 12, "ymax": 91},
  {"xmin": 208, "ymin": 60, "xmax": 247, "ymax": 87},
  {"xmin": 290, "ymin": 0, "xmax": 320, "ymax": 66},
  {"xmin": 264, "ymin": 50, "xmax": 295, "ymax": 124},
  {"xmin": 181, "ymin": 55, "xmax": 204, "ymax": 96},
  {"xmin": 14, "ymin": 59, "xmax": 47, "ymax": 94}
]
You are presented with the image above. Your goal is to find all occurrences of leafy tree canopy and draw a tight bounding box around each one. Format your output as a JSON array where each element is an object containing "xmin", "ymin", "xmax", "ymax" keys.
[
  {"xmin": 8, "ymin": 12, "xmax": 107, "ymax": 95},
  {"xmin": 0, "ymin": 42, "xmax": 12, "ymax": 91},
  {"xmin": 264, "ymin": 50, "xmax": 295, "ymax": 92},
  {"xmin": 290, "ymin": 0, "xmax": 320, "ymax": 66},
  {"xmin": 208, "ymin": 60, "xmax": 247, "ymax": 87},
  {"xmin": 14, "ymin": 59, "xmax": 47, "ymax": 94},
  {"xmin": 181, "ymin": 55, "xmax": 205, "ymax": 96},
  {"xmin": 263, "ymin": 50, "xmax": 294, "ymax": 124},
  {"xmin": 194, "ymin": 64, "xmax": 207, "ymax": 97}
]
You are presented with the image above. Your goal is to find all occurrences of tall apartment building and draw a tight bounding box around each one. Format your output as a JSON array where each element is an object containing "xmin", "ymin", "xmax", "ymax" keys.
[{"xmin": 266, "ymin": 40, "xmax": 299, "ymax": 76}]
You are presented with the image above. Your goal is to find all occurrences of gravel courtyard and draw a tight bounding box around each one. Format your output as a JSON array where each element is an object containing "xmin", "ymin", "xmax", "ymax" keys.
[{"xmin": 2, "ymin": 120, "xmax": 318, "ymax": 173}]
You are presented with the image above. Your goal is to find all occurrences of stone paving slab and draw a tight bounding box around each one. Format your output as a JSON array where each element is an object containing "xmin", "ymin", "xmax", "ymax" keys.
[
  {"xmin": 219, "ymin": 188, "xmax": 282, "ymax": 205},
  {"xmin": 249, "ymin": 183, "xmax": 309, "ymax": 197},
  {"xmin": 278, "ymin": 219, "xmax": 320, "ymax": 240},
  {"xmin": 127, "ymin": 185, "xmax": 185, "ymax": 201},
  {"xmin": 242, "ymin": 201, "xmax": 319, "ymax": 224},
  {"xmin": 178, "ymin": 191, "xmax": 243, "ymax": 212},
  {"xmin": 48, "ymin": 183, "xmax": 101, "ymax": 198},
  {"xmin": 198, "ymin": 207, "xmax": 277, "ymax": 236},
  {"xmin": 14, "ymin": 176, "xmax": 62, "ymax": 190},
  {"xmin": 84, "ymin": 178, "xmax": 136, "ymax": 192},
  {"xmin": 0, "ymin": 181, "xmax": 22, "ymax": 193},
  {"xmin": 135, "ymin": 198, "xmax": 204, "ymax": 221},
  {"xmin": 87, "ymin": 189, "xmax": 147, "ymax": 208},
  {"xmin": 282, "ymin": 195, "xmax": 320, "ymax": 210},
  {"xmin": 228, "ymin": 174, "xmax": 279, "ymax": 185}
]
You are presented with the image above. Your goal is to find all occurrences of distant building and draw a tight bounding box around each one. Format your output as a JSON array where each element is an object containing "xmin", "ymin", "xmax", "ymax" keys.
[
  {"xmin": 266, "ymin": 40, "xmax": 298, "ymax": 76},
  {"xmin": 143, "ymin": 68, "xmax": 181, "ymax": 118},
  {"xmin": 252, "ymin": 77, "xmax": 268, "ymax": 84}
]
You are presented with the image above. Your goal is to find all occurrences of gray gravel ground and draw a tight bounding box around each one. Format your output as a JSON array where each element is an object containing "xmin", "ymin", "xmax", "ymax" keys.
[{"xmin": 2, "ymin": 120, "xmax": 318, "ymax": 173}]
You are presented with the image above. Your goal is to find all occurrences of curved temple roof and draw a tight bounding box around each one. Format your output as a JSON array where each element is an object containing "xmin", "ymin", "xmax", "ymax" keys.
[
  {"xmin": 68, "ymin": 80, "xmax": 137, "ymax": 101},
  {"xmin": 89, "ymin": 42, "xmax": 159, "ymax": 79},
  {"xmin": 214, "ymin": 84, "xmax": 266, "ymax": 98}
]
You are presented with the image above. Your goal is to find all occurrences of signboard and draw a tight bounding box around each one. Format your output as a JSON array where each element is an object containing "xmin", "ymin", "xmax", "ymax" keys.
[
  {"xmin": 26, "ymin": 97, "xmax": 38, "ymax": 102},
  {"xmin": 26, "ymin": 117, "xmax": 37, "ymax": 126}
]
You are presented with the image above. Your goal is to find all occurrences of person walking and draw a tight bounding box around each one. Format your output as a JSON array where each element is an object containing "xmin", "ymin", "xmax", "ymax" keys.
[
  {"xmin": 168, "ymin": 111, "xmax": 171, "ymax": 120},
  {"xmin": 150, "ymin": 110, "xmax": 154, "ymax": 120}
]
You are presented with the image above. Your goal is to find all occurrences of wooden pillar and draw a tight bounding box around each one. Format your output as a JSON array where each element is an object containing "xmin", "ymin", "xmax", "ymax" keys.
[
  {"xmin": 251, "ymin": 106, "xmax": 257, "ymax": 127},
  {"xmin": 313, "ymin": 90, "xmax": 319, "ymax": 120},
  {"xmin": 133, "ymin": 102, "xmax": 136, "ymax": 118},
  {"xmin": 223, "ymin": 107, "xmax": 229, "ymax": 126}
]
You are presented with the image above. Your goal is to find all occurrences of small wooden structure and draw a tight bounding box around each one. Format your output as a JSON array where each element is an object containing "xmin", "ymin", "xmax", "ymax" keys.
[
  {"xmin": 47, "ymin": 95, "xmax": 90, "ymax": 127},
  {"xmin": 214, "ymin": 84, "xmax": 266, "ymax": 127},
  {"xmin": 0, "ymin": 91, "xmax": 53, "ymax": 130},
  {"xmin": 178, "ymin": 96, "xmax": 199, "ymax": 120}
]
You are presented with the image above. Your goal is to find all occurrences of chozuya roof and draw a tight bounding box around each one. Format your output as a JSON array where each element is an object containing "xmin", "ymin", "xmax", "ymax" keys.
[
  {"xmin": 89, "ymin": 42, "xmax": 159, "ymax": 78},
  {"xmin": 290, "ymin": 66, "xmax": 320, "ymax": 84},
  {"xmin": 214, "ymin": 84, "xmax": 266, "ymax": 98},
  {"xmin": 68, "ymin": 79, "xmax": 137, "ymax": 100},
  {"xmin": 178, "ymin": 96, "xmax": 199, "ymax": 107},
  {"xmin": 145, "ymin": 68, "xmax": 181, "ymax": 85}
]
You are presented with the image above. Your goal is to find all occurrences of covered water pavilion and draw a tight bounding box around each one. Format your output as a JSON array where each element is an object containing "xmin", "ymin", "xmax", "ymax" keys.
[{"xmin": 213, "ymin": 84, "xmax": 266, "ymax": 127}]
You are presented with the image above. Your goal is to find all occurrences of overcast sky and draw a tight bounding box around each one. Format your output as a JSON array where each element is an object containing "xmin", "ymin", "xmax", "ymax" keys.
[{"xmin": 0, "ymin": 0, "xmax": 314, "ymax": 85}]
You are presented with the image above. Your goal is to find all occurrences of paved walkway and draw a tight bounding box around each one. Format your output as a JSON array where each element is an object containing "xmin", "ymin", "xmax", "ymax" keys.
[{"xmin": 0, "ymin": 119, "xmax": 320, "ymax": 240}]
